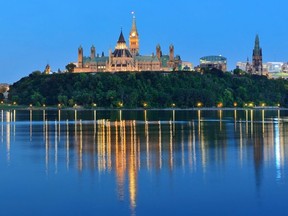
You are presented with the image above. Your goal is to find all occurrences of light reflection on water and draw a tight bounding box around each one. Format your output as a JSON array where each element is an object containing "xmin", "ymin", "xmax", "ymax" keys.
[{"xmin": 1, "ymin": 109, "xmax": 288, "ymax": 215}]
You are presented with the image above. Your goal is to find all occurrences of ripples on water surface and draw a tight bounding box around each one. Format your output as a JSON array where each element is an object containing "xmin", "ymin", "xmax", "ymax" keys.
[{"xmin": 0, "ymin": 109, "xmax": 288, "ymax": 216}]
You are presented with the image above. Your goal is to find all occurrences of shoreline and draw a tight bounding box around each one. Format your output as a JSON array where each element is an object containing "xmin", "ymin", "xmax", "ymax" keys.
[{"xmin": 0, "ymin": 105, "xmax": 286, "ymax": 111}]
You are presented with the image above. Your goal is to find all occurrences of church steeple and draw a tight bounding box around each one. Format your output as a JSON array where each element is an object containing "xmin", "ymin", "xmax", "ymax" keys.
[
  {"xmin": 252, "ymin": 34, "xmax": 263, "ymax": 75},
  {"xmin": 129, "ymin": 12, "xmax": 139, "ymax": 56},
  {"xmin": 253, "ymin": 34, "xmax": 261, "ymax": 56}
]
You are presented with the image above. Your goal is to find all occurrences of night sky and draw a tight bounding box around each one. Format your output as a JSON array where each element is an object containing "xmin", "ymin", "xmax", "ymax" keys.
[{"xmin": 1, "ymin": 0, "xmax": 287, "ymax": 83}]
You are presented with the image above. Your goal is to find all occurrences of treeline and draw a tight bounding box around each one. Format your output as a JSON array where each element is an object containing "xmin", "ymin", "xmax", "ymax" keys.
[{"xmin": 8, "ymin": 70, "xmax": 288, "ymax": 108}]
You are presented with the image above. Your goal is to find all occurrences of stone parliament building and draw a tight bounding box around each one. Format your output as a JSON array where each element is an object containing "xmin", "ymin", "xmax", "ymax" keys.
[{"xmin": 73, "ymin": 16, "xmax": 182, "ymax": 73}]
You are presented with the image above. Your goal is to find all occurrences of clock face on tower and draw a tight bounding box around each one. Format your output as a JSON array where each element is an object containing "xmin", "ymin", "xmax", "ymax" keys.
[{"xmin": 132, "ymin": 32, "xmax": 136, "ymax": 37}]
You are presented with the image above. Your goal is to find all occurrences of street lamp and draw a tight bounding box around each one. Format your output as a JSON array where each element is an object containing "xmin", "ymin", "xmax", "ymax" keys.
[
  {"xmin": 217, "ymin": 102, "xmax": 223, "ymax": 108},
  {"xmin": 118, "ymin": 102, "xmax": 123, "ymax": 108}
]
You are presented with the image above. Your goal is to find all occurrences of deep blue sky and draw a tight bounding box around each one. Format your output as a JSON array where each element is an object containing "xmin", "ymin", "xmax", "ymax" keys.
[{"xmin": 1, "ymin": 0, "xmax": 287, "ymax": 83}]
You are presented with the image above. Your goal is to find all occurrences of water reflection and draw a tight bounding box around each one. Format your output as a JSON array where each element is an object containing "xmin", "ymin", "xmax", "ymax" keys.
[{"xmin": 1, "ymin": 109, "xmax": 288, "ymax": 214}]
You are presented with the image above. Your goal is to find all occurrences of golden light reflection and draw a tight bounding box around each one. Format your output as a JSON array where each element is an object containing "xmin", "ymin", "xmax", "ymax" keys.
[
  {"xmin": 1, "ymin": 110, "xmax": 3, "ymax": 143},
  {"xmin": 250, "ymin": 110, "xmax": 254, "ymax": 136},
  {"xmin": 218, "ymin": 109, "xmax": 223, "ymax": 131},
  {"xmin": 30, "ymin": 109, "xmax": 33, "ymax": 141},
  {"xmin": 245, "ymin": 109, "xmax": 248, "ymax": 135},
  {"xmin": 239, "ymin": 121, "xmax": 243, "ymax": 166},
  {"xmin": 66, "ymin": 119, "xmax": 70, "ymax": 170},
  {"xmin": 6, "ymin": 109, "xmax": 288, "ymax": 213},
  {"xmin": 6, "ymin": 111, "xmax": 11, "ymax": 162},
  {"xmin": 169, "ymin": 120, "xmax": 173, "ymax": 170},
  {"xmin": 234, "ymin": 109, "xmax": 237, "ymax": 131},
  {"xmin": 58, "ymin": 109, "xmax": 61, "ymax": 142},
  {"xmin": 54, "ymin": 119, "xmax": 58, "ymax": 173},
  {"xmin": 262, "ymin": 110, "xmax": 265, "ymax": 134},
  {"xmin": 45, "ymin": 118, "xmax": 49, "ymax": 174},
  {"xmin": 145, "ymin": 120, "xmax": 150, "ymax": 170},
  {"xmin": 159, "ymin": 121, "xmax": 162, "ymax": 169}
]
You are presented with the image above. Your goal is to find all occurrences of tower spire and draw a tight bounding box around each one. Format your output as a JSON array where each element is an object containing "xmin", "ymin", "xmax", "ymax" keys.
[
  {"xmin": 252, "ymin": 34, "xmax": 263, "ymax": 75},
  {"xmin": 129, "ymin": 12, "xmax": 139, "ymax": 56},
  {"xmin": 131, "ymin": 12, "xmax": 138, "ymax": 35},
  {"xmin": 254, "ymin": 34, "xmax": 260, "ymax": 55}
]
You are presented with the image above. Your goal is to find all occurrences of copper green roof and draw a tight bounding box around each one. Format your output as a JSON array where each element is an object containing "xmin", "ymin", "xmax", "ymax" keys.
[
  {"xmin": 83, "ymin": 56, "xmax": 109, "ymax": 64},
  {"xmin": 160, "ymin": 55, "xmax": 169, "ymax": 67},
  {"xmin": 135, "ymin": 55, "xmax": 159, "ymax": 62},
  {"xmin": 200, "ymin": 55, "xmax": 227, "ymax": 62}
]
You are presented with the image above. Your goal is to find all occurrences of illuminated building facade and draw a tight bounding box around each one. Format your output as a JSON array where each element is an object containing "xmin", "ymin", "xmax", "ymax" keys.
[
  {"xmin": 73, "ymin": 16, "xmax": 182, "ymax": 73},
  {"xmin": 199, "ymin": 55, "xmax": 227, "ymax": 71}
]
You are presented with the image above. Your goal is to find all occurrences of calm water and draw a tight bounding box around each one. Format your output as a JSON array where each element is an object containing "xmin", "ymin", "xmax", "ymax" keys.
[{"xmin": 1, "ymin": 109, "xmax": 288, "ymax": 216}]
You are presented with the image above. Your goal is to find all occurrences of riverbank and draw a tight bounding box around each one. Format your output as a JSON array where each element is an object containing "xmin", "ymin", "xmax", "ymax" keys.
[{"xmin": 0, "ymin": 104, "xmax": 286, "ymax": 111}]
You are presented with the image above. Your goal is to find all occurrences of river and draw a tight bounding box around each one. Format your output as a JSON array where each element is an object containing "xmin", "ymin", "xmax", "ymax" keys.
[{"xmin": 0, "ymin": 109, "xmax": 287, "ymax": 216}]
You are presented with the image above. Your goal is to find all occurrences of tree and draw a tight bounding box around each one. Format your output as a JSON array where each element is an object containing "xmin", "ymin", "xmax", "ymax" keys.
[
  {"xmin": 66, "ymin": 63, "xmax": 76, "ymax": 73},
  {"xmin": 0, "ymin": 86, "xmax": 7, "ymax": 93},
  {"xmin": 29, "ymin": 70, "xmax": 42, "ymax": 77},
  {"xmin": 7, "ymin": 71, "xmax": 288, "ymax": 108},
  {"xmin": 0, "ymin": 93, "xmax": 4, "ymax": 101}
]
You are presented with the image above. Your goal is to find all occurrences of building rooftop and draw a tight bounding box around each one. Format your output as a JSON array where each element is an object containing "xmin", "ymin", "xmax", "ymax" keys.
[
  {"xmin": 200, "ymin": 55, "xmax": 227, "ymax": 62},
  {"xmin": 135, "ymin": 55, "xmax": 159, "ymax": 62}
]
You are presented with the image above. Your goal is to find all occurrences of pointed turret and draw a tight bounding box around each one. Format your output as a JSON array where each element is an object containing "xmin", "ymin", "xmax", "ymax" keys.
[
  {"xmin": 78, "ymin": 46, "xmax": 83, "ymax": 68},
  {"xmin": 115, "ymin": 29, "xmax": 129, "ymax": 50},
  {"xmin": 90, "ymin": 45, "xmax": 96, "ymax": 60},
  {"xmin": 156, "ymin": 44, "xmax": 162, "ymax": 60},
  {"xmin": 113, "ymin": 29, "xmax": 132, "ymax": 58},
  {"xmin": 118, "ymin": 30, "xmax": 126, "ymax": 44}
]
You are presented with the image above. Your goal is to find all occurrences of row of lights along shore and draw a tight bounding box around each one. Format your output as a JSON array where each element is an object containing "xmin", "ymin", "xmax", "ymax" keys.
[{"xmin": 0, "ymin": 101, "xmax": 281, "ymax": 108}]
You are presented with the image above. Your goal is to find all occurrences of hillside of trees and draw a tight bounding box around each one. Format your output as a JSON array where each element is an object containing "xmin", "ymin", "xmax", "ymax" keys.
[{"xmin": 8, "ymin": 70, "xmax": 288, "ymax": 108}]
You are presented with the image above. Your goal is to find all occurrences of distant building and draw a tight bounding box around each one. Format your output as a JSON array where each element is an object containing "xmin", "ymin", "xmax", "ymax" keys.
[
  {"xmin": 236, "ymin": 61, "xmax": 248, "ymax": 71},
  {"xmin": 237, "ymin": 35, "xmax": 267, "ymax": 75},
  {"xmin": 44, "ymin": 64, "xmax": 51, "ymax": 74},
  {"xmin": 181, "ymin": 61, "xmax": 193, "ymax": 71},
  {"xmin": 265, "ymin": 62, "xmax": 283, "ymax": 73},
  {"xmin": 0, "ymin": 83, "xmax": 9, "ymax": 100},
  {"xmin": 282, "ymin": 63, "xmax": 288, "ymax": 73},
  {"xmin": 199, "ymin": 55, "xmax": 227, "ymax": 71},
  {"xmin": 73, "ymin": 15, "xmax": 182, "ymax": 73}
]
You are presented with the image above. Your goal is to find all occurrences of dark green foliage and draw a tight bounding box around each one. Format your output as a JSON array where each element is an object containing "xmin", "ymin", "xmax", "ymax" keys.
[
  {"xmin": 8, "ymin": 71, "xmax": 288, "ymax": 108},
  {"xmin": 65, "ymin": 63, "xmax": 76, "ymax": 73}
]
